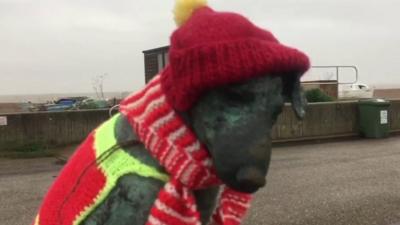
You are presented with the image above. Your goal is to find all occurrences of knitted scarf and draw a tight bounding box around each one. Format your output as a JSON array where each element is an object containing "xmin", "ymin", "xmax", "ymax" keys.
[{"xmin": 119, "ymin": 74, "xmax": 252, "ymax": 225}]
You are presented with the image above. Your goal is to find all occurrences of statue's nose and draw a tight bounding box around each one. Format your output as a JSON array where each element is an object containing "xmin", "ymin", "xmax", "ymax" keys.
[{"xmin": 236, "ymin": 166, "xmax": 266, "ymax": 188}]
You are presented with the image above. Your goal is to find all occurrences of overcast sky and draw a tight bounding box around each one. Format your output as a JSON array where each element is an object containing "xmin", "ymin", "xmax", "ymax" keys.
[{"xmin": 0, "ymin": 0, "xmax": 399, "ymax": 95}]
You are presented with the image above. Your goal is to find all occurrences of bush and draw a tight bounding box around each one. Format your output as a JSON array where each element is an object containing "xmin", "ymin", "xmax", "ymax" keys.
[{"xmin": 305, "ymin": 89, "xmax": 334, "ymax": 103}]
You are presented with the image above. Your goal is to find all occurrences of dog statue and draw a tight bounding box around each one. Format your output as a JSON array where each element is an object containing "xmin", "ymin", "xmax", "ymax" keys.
[{"xmin": 32, "ymin": 1, "xmax": 309, "ymax": 225}]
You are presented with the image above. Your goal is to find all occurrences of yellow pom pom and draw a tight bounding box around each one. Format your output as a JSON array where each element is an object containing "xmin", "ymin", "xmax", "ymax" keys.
[{"xmin": 174, "ymin": 0, "xmax": 208, "ymax": 27}]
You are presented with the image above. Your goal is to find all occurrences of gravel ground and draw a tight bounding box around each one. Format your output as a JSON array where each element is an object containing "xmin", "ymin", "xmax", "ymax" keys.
[
  {"xmin": 244, "ymin": 137, "xmax": 400, "ymax": 225},
  {"xmin": 0, "ymin": 157, "xmax": 63, "ymax": 225},
  {"xmin": 2, "ymin": 137, "xmax": 400, "ymax": 225}
]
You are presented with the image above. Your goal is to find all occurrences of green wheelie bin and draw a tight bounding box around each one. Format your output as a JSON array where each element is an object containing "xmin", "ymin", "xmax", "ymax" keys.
[{"xmin": 358, "ymin": 99, "xmax": 391, "ymax": 138}]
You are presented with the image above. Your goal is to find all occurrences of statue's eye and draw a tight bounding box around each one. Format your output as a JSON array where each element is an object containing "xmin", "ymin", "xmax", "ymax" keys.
[{"xmin": 222, "ymin": 89, "xmax": 255, "ymax": 104}]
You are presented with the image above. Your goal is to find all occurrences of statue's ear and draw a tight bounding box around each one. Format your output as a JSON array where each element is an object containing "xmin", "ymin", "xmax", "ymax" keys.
[{"xmin": 282, "ymin": 74, "xmax": 307, "ymax": 120}]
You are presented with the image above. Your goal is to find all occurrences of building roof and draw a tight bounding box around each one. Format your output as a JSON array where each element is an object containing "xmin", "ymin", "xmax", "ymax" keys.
[{"xmin": 142, "ymin": 46, "xmax": 170, "ymax": 54}]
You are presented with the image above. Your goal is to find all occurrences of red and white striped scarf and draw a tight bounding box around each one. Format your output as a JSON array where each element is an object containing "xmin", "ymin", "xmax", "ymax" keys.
[{"xmin": 120, "ymin": 75, "xmax": 252, "ymax": 225}]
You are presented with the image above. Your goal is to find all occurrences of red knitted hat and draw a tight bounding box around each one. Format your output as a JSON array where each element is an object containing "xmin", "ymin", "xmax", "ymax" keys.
[{"xmin": 161, "ymin": 1, "xmax": 310, "ymax": 111}]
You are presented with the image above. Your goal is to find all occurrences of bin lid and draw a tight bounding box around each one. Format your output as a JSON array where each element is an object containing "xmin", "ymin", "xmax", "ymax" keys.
[{"xmin": 359, "ymin": 98, "xmax": 391, "ymax": 106}]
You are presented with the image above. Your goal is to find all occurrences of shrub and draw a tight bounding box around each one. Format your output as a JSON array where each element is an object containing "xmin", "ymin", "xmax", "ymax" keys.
[{"xmin": 305, "ymin": 89, "xmax": 334, "ymax": 103}]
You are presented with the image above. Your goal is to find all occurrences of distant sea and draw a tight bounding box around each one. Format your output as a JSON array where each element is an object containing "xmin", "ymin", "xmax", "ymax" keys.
[
  {"xmin": 2, "ymin": 88, "xmax": 400, "ymax": 104},
  {"xmin": 0, "ymin": 92, "xmax": 131, "ymax": 103}
]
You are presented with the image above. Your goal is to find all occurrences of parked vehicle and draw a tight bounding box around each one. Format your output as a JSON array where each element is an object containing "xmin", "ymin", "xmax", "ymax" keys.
[
  {"xmin": 38, "ymin": 97, "xmax": 114, "ymax": 111},
  {"xmin": 339, "ymin": 83, "xmax": 374, "ymax": 99},
  {"xmin": 41, "ymin": 97, "xmax": 88, "ymax": 112},
  {"xmin": 78, "ymin": 98, "xmax": 110, "ymax": 110}
]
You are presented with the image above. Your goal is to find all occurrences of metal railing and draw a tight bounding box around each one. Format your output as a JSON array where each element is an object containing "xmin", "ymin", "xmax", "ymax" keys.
[
  {"xmin": 109, "ymin": 104, "xmax": 120, "ymax": 118},
  {"xmin": 303, "ymin": 65, "xmax": 359, "ymax": 85}
]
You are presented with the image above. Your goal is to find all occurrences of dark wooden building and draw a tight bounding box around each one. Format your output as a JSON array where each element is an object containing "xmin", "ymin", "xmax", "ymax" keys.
[{"xmin": 143, "ymin": 46, "xmax": 170, "ymax": 83}]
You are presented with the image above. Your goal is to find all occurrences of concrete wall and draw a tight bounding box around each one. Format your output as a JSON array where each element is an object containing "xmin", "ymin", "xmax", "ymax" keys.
[
  {"xmin": 0, "ymin": 100, "xmax": 399, "ymax": 151},
  {"xmin": 272, "ymin": 101, "xmax": 358, "ymax": 142},
  {"xmin": 273, "ymin": 100, "xmax": 400, "ymax": 142},
  {"xmin": 390, "ymin": 100, "xmax": 400, "ymax": 131},
  {"xmin": 0, "ymin": 110, "xmax": 109, "ymax": 151}
]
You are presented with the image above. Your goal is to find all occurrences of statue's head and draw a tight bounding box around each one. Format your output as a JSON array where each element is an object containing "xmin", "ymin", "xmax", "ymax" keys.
[
  {"xmin": 160, "ymin": 0, "xmax": 310, "ymax": 193},
  {"xmin": 182, "ymin": 74, "xmax": 306, "ymax": 193}
]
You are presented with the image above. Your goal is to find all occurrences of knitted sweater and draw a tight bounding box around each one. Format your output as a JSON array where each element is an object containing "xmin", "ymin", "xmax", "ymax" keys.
[
  {"xmin": 33, "ymin": 114, "xmax": 169, "ymax": 225},
  {"xmin": 33, "ymin": 75, "xmax": 252, "ymax": 225}
]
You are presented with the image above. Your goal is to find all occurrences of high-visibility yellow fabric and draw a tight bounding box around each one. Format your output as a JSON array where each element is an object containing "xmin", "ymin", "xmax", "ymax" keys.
[{"xmin": 72, "ymin": 114, "xmax": 169, "ymax": 225}]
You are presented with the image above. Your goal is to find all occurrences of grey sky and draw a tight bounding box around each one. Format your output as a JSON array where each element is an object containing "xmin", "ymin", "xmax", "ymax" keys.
[{"xmin": 0, "ymin": 0, "xmax": 399, "ymax": 95}]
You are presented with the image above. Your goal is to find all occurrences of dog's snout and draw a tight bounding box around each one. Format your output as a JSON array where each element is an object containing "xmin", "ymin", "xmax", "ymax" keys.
[{"xmin": 236, "ymin": 166, "xmax": 266, "ymax": 188}]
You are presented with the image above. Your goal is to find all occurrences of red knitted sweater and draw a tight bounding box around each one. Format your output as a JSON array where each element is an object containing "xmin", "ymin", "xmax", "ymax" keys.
[{"xmin": 32, "ymin": 75, "xmax": 252, "ymax": 225}]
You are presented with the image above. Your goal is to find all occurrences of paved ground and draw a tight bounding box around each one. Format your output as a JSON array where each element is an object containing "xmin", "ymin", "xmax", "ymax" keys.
[
  {"xmin": 2, "ymin": 137, "xmax": 400, "ymax": 225},
  {"xmin": 0, "ymin": 157, "xmax": 64, "ymax": 225}
]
